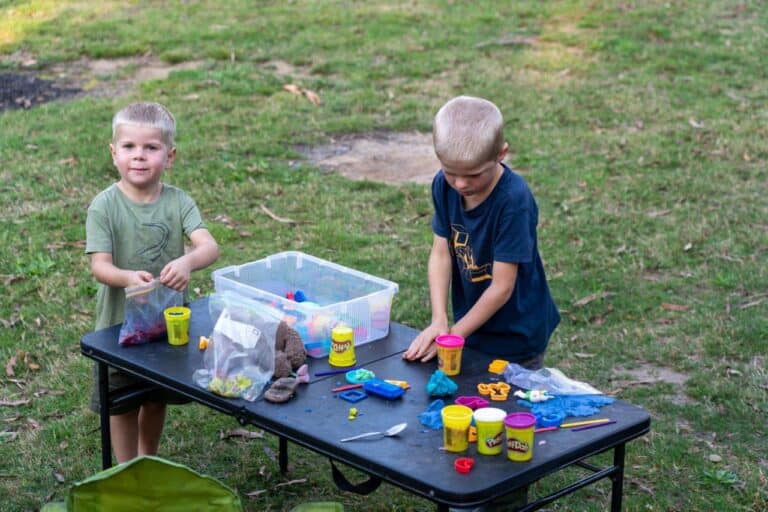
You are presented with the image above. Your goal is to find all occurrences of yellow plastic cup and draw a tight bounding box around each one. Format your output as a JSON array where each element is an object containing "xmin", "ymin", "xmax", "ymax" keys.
[
  {"xmin": 441, "ymin": 404, "xmax": 473, "ymax": 452},
  {"xmin": 435, "ymin": 334, "xmax": 465, "ymax": 376},
  {"xmin": 473, "ymin": 407, "xmax": 507, "ymax": 455},
  {"xmin": 504, "ymin": 412, "xmax": 536, "ymax": 462},
  {"xmin": 164, "ymin": 306, "xmax": 191, "ymax": 346},
  {"xmin": 328, "ymin": 325, "xmax": 356, "ymax": 367}
]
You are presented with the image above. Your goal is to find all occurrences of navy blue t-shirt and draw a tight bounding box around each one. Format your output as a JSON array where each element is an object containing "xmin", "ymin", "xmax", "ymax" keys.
[{"xmin": 431, "ymin": 164, "xmax": 560, "ymax": 360}]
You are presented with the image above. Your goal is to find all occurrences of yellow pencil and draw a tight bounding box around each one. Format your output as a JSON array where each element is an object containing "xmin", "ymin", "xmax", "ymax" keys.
[{"xmin": 560, "ymin": 418, "xmax": 611, "ymax": 429}]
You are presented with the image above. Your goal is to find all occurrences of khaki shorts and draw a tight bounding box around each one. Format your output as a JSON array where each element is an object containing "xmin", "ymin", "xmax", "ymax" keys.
[{"xmin": 89, "ymin": 363, "xmax": 190, "ymax": 415}]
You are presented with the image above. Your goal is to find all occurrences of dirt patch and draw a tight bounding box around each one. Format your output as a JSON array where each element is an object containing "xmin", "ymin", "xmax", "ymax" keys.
[
  {"xmin": 261, "ymin": 59, "xmax": 315, "ymax": 80},
  {"xmin": 0, "ymin": 54, "xmax": 205, "ymax": 112},
  {"xmin": 49, "ymin": 55, "xmax": 205, "ymax": 98},
  {"xmin": 0, "ymin": 73, "xmax": 79, "ymax": 111},
  {"xmin": 611, "ymin": 364, "xmax": 694, "ymax": 404},
  {"xmin": 300, "ymin": 131, "xmax": 440, "ymax": 185}
]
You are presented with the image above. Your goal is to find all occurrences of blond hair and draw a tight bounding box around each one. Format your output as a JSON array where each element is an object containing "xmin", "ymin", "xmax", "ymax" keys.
[
  {"xmin": 433, "ymin": 96, "xmax": 505, "ymax": 165},
  {"xmin": 112, "ymin": 102, "xmax": 176, "ymax": 147}
]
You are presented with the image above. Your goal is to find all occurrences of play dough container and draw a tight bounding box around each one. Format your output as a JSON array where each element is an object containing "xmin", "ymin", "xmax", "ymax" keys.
[
  {"xmin": 504, "ymin": 412, "xmax": 536, "ymax": 462},
  {"xmin": 441, "ymin": 404, "xmax": 473, "ymax": 452},
  {"xmin": 328, "ymin": 325, "xmax": 356, "ymax": 367},
  {"xmin": 435, "ymin": 334, "xmax": 465, "ymax": 376},
  {"xmin": 473, "ymin": 407, "xmax": 507, "ymax": 455},
  {"xmin": 164, "ymin": 306, "xmax": 191, "ymax": 346}
]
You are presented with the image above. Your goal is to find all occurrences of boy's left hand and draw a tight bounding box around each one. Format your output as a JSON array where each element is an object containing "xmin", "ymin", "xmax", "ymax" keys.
[{"xmin": 159, "ymin": 258, "xmax": 192, "ymax": 291}]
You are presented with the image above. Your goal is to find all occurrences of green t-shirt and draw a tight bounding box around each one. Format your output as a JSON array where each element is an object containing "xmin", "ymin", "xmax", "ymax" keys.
[{"xmin": 85, "ymin": 183, "xmax": 204, "ymax": 330}]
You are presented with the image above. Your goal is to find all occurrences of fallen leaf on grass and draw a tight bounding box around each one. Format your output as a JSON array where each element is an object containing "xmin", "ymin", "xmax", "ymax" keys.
[
  {"xmin": 58, "ymin": 157, "xmax": 78, "ymax": 166},
  {"xmin": 1, "ymin": 313, "xmax": 22, "ymax": 329},
  {"xmin": 574, "ymin": 352, "xmax": 595, "ymax": 358},
  {"xmin": 0, "ymin": 399, "xmax": 30, "ymax": 407},
  {"xmin": 739, "ymin": 298, "xmax": 764, "ymax": 309},
  {"xmin": 645, "ymin": 209, "xmax": 671, "ymax": 218},
  {"xmin": 45, "ymin": 241, "xmax": 80, "ymax": 250},
  {"xmin": 302, "ymin": 89, "xmax": 321, "ymax": 105},
  {"xmin": 662, "ymin": 303, "xmax": 690, "ymax": 312},
  {"xmin": 53, "ymin": 471, "xmax": 65, "ymax": 484},
  {"xmin": 6, "ymin": 354, "xmax": 18, "ymax": 377},
  {"xmin": 282, "ymin": 84, "xmax": 322, "ymax": 105},
  {"xmin": 220, "ymin": 428, "xmax": 265, "ymax": 440},
  {"xmin": 260, "ymin": 204, "xmax": 296, "ymax": 224},
  {"xmin": 213, "ymin": 214, "xmax": 234, "ymax": 226},
  {"xmin": 283, "ymin": 84, "xmax": 302, "ymax": 95},
  {"xmin": 245, "ymin": 478, "xmax": 307, "ymax": 499},
  {"xmin": 708, "ymin": 454, "xmax": 722, "ymax": 463},
  {"xmin": 274, "ymin": 478, "xmax": 307, "ymax": 488},
  {"xmin": 573, "ymin": 291, "xmax": 615, "ymax": 307},
  {"xmin": 1, "ymin": 274, "xmax": 25, "ymax": 286},
  {"xmin": 688, "ymin": 118, "xmax": 705, "ymax": 129}
]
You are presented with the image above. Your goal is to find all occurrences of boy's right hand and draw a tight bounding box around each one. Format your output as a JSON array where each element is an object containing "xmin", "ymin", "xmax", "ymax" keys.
[{"xmin": 402, "ymin": 323, "xmax": 447, "ymax": 362}]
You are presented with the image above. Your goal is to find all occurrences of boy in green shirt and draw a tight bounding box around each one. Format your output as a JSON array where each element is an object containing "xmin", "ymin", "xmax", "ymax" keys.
[{"xmin": 85, "ymin": 102, "xmax": 219, "ymax": 463}]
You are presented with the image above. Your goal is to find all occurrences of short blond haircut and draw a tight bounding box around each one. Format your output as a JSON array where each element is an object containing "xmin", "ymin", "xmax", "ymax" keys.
[
  {"xmin": 112, "ymin": 102, "xmax": 176, "ymax": 147},
  {"xmin": 433, "ymin": 96, "xmax": 505, "ymax": 166}
]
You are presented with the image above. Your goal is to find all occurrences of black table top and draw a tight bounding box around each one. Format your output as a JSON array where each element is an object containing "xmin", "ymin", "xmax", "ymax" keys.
[{"xmin": 81, "ymin": 298, "xmax": 651, "ymax": 508}]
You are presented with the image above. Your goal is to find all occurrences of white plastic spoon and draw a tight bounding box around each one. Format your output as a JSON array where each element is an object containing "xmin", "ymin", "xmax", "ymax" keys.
[{"xmin": 340, "ymin": 422, "xmax": 408, "ymax": 442}]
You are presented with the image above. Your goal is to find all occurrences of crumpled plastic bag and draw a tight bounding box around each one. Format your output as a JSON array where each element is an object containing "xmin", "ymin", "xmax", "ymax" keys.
[
  {"xmin": 192, "ymin": 295, "xmax": 277, "ymax": 401},
  {"xmin": 502, "ymin": 363, "xmax": 603, "ymax": 395}
]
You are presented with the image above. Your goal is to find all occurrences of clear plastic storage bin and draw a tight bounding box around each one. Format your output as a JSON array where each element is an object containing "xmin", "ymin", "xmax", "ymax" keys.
[{"xmin": 212, "ymin": 251, "xmax": 399, "ymax": 358}]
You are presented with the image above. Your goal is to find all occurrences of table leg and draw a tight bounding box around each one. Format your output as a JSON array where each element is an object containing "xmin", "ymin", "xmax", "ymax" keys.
[
  {"xmin": 279, "ymin": 436, "xmax": 288, "ymax": 474},
  {"xmin": 610, "ymin": 443, "xmax": 626, "ymax": 512},
  {"xmin": 98, "ymin": 362, "xmax": 112, "ymax": 470}
]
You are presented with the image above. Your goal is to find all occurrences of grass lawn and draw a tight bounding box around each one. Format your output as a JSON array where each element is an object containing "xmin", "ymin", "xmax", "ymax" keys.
[{"xmin": 1, "ymin": 1, "xmax": 766, "ymax": 510}]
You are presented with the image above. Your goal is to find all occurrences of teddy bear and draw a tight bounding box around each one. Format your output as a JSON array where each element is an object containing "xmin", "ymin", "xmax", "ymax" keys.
[
  {"xmin": 272, "ymin": 321, "xmax": 307, "ymax": 379},
  {"xmin": 264, "ymin": 321, "xmax": 309, "ymax": 403}
]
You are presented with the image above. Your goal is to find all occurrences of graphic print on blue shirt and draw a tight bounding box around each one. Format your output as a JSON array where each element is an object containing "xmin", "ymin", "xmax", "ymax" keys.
[{"xmin": 450, "ymin": 224, "xmax": 492, "ymax": 282}]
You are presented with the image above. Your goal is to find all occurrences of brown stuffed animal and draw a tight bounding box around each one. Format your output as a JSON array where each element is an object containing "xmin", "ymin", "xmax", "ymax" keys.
[{"xmin": 272, "ymin": 321, "xmax": 307, "ymax": 379}]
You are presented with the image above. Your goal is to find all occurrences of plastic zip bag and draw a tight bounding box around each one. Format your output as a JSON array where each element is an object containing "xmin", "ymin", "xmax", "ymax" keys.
[
  {"xmin": 502, "ymin": 363, "xmax": 603, "ymax": 395},
  {"xmin": 118, "ymin": 280, "xmax": 183, "ymax": 346},
  {"xmin": 192, "ymin": 293, "xmax": 276, "ymax": 401}
]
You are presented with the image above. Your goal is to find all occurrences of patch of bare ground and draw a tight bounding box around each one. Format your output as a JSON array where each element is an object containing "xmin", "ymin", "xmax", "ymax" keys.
[
  {"xmin": 610, "ymin": 364, "xmax": 693, "ymax": 404},
  {"xmin": 49, "ymin": 55, "xmax": 204, "ymax": 98},
  {"xmin": 300, "ymin": 131, "xmax": 441, "ymax": 185},
  {"xmin": 0, "ymin": 52, "xmax": 205, "ymax": 111},
  {"xmin": 260, "ymin": 59, "xmax": 315, "ymax": 80}
]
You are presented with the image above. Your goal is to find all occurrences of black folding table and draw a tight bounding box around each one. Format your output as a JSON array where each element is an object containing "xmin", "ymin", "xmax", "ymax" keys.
[{"xmin": 80, "ymin": 298, "xmax": 650, "ymax": 511}]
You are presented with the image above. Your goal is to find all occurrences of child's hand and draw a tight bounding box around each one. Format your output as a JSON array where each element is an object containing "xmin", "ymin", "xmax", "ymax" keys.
[
  {"xmin": 403, "ymin": 323, "xmax": 446, "ymax": 362},
  {"xmin": 127, "ymin": 270, "xmax": 154, "ymax": 288},
  {"xmin": 159, "ymin": 257, "xmax": 192, "ymax": 292}
]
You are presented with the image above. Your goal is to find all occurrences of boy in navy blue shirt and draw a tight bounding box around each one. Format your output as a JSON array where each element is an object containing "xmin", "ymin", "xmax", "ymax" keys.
[{"xmin": 404, "ymin": 96, "xmax": 560, "ymax": 370}]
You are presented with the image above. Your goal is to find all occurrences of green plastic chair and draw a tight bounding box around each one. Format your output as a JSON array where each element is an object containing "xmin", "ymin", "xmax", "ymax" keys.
[{"xmin": 42, "ymin": 456, "xmax": 243, "ymax": 512}]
